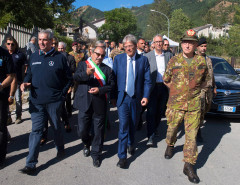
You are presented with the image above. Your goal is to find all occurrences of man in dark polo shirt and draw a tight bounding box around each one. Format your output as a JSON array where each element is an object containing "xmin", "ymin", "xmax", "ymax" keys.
[
  {"xmin": 5, "ymin": 36, "xmax": 27, "ymax": 124},
  {"xmin": 19, "ymin": 29, "xmax": 72, "ymax": 174},
  {"xmin": 0, "ymin": 45, "xmax": 15, "ymax": 167}
]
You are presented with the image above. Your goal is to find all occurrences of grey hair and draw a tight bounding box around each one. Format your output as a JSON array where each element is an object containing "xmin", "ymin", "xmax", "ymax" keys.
[
  {"xmin": 152, "ymin": 34, "xmax": 163, "ymax": 41},
  {"xmin": 39, "ymin": 29, "xmax": 54, "ymax": 39},
  {"xmin": 58, "ymin": 41, "xmax": 67, "ymax": 48},
  {"xmin": 95, "ymin": 40, "xmax": 106, "ymax": 48},
  {"xmin": 123, "ymin": 34, "xmax": 137, "ymax": 45},
  {"xmin": 91, "ymin": 46, "xmax": 106, "ymax": 54},
  {"xmin": 30, "ymin": 36, "xmax": 37, "ymax": 42}
]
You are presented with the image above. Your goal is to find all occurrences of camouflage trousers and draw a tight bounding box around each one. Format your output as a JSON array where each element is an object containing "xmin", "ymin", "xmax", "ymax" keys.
[
  {"xmin": 200, "ymin": 89, "xmax": 213, "ymax": 126},
  {"xmin": 165, "ymin": 108, "xmax": 201, "ymax": 165}
]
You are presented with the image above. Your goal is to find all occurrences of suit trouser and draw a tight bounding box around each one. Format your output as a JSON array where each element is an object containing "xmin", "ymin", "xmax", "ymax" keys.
[
  {"xmin": 165, "ymin": 108, "xmax": 200, "ymax": 165},
  {"xmin": 146, "ymin": 83, "xmax": 168, "ymax": 138},
  {"xmin": 65, "ymin": 92, "xmax": 72, "ymax": 114},
  {"xmin": 0, "ymin": 91, "xmax": 8, "ymax": 164},
  {"xmin": 118, "ymin": 94, "xmax": 139, "ymax": 159},
  {"xmin": 78, "ymin": 104, "xmax": 106, "ymax": 160},
  {"xmin": 26, "ymin": 100, "xmax": 64, "ymax": 168}
]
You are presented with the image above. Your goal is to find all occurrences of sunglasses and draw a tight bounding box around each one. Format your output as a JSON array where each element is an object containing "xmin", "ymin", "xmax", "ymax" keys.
[
  {"xmin": 7, "ymin": 43, "xmax": 15, "ymax": 46},
  {"xmin": 94, "ymin": 52, "xmax": 105, "ymax": 58}
]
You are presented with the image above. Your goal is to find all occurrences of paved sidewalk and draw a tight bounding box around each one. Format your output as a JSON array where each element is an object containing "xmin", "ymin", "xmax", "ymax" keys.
[{"xmin": 1, "ymin": 102, "xmax": 240, "ymax": 185}]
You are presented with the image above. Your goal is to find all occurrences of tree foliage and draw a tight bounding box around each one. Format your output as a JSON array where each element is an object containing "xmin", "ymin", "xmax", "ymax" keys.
[
  {"xmin": 0, "ymin": 0, "xmax": 74, "ymax": 30},
  {"xmin": 225, "ymin": 24, "xmax": 240, "ymax": 57},
  {"xmin": 233, "ymin": 5, "xmax": 240, "ymax": 24},
  {"xmin": 169, "ymin": 9, "xmax": 192, "ymax": 42},
  {"xmin": 98, "ymin": 7, "xmax": 137, "ymax": 42},
  {"xmin": 143, "ymin": 0, "xmax": 171, "ymax": 40}
]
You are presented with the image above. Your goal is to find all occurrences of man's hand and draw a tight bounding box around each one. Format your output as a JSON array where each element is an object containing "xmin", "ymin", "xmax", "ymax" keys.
[
  {"xmin": 88, "ymin": 87, "xmax": 99, "ymax": 94},
  {"xmin": 20, "ymin": 83, "xmax": 31, "ymax": 92},
  {"xmin": 164, "ymin": 82, "xmax": 171, "ymax": 89},
  {"xmin": 67, "ymin": 87, "xmax": 72, "ymax": 94},
  {"xmin": 111, "ymin": 99, "xmax": 116, "ymax": 107},
  {"xmin": 141, "ymin": 98, "xmax": 148, "ymax": 106},
  {"xmin": 8, "ymin": 96, "xmax": 14, "ymax": 105},
  {"xmin": 213, "ymin": 87, "xmax": 217, "ymax": 97},
  {"xmin": 86, "ymin": 65, "xmax": 95, "ymax": 75}
]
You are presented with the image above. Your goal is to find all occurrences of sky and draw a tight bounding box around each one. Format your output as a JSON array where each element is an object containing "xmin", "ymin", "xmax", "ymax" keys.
[{"xmin": 73, "ymin": 0, "xmax": 154, "ymax": 11}]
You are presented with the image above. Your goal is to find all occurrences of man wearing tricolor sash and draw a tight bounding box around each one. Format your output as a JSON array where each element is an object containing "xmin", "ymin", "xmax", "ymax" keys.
[{"xmin": 73, "ymin": 46, "xmax": 115, "ymax": 168}]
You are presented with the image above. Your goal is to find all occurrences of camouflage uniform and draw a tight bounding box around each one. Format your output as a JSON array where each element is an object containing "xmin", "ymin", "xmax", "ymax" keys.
[
  {"xmin": 69, "ymin": 51, "xmax": 84, "ymax": 66},
  {"xmin": 200, "ymin": 56, "xmax": 216, "ymax": 125},
  {"xmin": 163, "ymin": 53, "xmax": 211, "ymax": 164},
  {"xmin": 109, "ymin": 48, "xmax": 124, "ymax": 61}
]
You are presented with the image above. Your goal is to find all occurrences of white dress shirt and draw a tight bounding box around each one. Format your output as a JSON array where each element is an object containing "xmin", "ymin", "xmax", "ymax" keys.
[
  {"xmin": 125, "ymin": 53, "xmax": 136, "ymax": 92},
  {"xmin": 155, "ymin": 50, "xmax": 165, "ymax": 83}
]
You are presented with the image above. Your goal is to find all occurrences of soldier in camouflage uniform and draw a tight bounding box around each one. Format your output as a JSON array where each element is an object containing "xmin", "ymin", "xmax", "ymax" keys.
[
  {"xmin": 109, "ymin": 39, "xmax": 125, "ymax": 61},
  {"xmin": 69, "ymin": 42, "xmax": 85, "ymax": 66},
  {"xmin": 196, "ymin": 37, "xmax": 217, "ymax": 142},
  {"xmin": 163, "ymin": 30, "xmax": 211, "ymax": 184}
]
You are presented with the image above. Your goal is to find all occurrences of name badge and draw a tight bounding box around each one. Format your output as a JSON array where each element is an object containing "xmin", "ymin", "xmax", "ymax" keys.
[{"xmin": 0, "ymin": 59, "xmax": 2, "ymax": 66}]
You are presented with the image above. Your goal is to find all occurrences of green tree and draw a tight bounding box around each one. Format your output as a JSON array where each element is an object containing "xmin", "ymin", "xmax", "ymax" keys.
[
  {"xmin": 98, "ymin": 7, "xmax": 137, "ymax": 42},
  {"xmin": 233, "ymin": 5, "xmax": 240, "ymax": 24},
  {"xmin": 0, "ymin": 0, "xmax": 74, "ymax": 30},
  {"xmin": 143, "ymin": 0, "xmax": 171, "ymax": 40},
  {"xmin": 225, "ymin": 24, "xmax": 240, "ymax": 57},
  {"xmin": 170, "ymin": 9, "xmax": 192, "ymax": 42}
]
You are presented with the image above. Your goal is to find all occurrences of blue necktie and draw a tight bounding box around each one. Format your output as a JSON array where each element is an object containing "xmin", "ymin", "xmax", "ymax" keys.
[{"xmin": 127, "ymin": 58, "xmax": 134, "ymax": 97}]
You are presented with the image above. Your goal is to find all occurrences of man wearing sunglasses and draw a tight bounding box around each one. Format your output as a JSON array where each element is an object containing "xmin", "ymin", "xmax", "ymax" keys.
[
  {"xmin": 5, "ymin": 37, "xmax": 27, "ymax": 124},
  {"xmin": 0, "ymin": 40, "xmax": 15, "ymax": 168},
  {"xmin": 73, "ymin": 46, "xmax": 115, "ymax": 167}
]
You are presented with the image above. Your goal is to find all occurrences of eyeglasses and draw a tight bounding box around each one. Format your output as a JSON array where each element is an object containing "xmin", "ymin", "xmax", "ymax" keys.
[
  {"xmin": 94, "ymin": 52, "xmax": 105, "ymax": 58},
  {"xmin": 164, "ymin": 44, "xmax": 169, "ymax": 46},
  {"xmin": 154, "ymin": 41, "xmax": 163, "ymax": 44},
  {"xmin": 7, "ymin": 43, "xmax": 15, "ymax": 46}
]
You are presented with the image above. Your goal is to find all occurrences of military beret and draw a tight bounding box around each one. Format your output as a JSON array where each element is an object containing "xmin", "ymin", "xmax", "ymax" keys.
[
  {"xmin": 72, "ymin": 42, "xmax": 78, "ymax": 46},
  {"xmin": 198, "ymin": 37, "xmax": 207, "ymax": 46}
]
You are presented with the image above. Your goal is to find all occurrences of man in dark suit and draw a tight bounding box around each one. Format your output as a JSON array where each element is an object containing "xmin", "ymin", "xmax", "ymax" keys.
[
  {"xmin": 73, "ymin": 46, "xmax": 115, "ymax": 167},
  {"xmin": 144, "ymin": 34, "xmax": 173, "ymax": 146},
  {"xmin": 112, "ymin": 34, "xmax": 152, "ymax": 168}
]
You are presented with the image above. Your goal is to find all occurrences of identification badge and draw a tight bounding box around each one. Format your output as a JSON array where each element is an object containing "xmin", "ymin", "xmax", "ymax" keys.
[{"xmin": 0, "ymin": 59, "xmax": 2, "ymax": 66}]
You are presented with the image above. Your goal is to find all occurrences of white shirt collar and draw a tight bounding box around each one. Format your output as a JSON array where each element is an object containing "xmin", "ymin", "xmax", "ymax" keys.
[
  {"xmin": 154, "ymin": 49, "xmax": 164, "ymax": 57},
  {"xmin": 127, "ymin": 53, "xmax": 136, "ymax": 61}
]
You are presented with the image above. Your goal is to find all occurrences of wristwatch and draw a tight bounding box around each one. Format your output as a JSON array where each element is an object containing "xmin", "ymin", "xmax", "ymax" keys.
[{"xmin": 9, "ymin": 96, "xmax": 14, "ymax": 99}]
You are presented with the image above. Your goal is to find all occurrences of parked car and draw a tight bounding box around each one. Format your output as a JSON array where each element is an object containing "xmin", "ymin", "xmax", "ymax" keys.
[{"xmin": 208, "ymin": 56, "xmax": 240, "ymax": 117}]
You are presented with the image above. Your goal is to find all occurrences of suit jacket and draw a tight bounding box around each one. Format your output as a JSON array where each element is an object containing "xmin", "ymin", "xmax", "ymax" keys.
[
  {"xmin": 144, "ymin": 50, "xmax": 172, "ymax": 92},
  {"xmin": 113, "ymin": 52, "xmax": 152, "ymax": 107},
  {"xmin": 73, "ymin": 61, "xmax": 115, "ymax": 114}
]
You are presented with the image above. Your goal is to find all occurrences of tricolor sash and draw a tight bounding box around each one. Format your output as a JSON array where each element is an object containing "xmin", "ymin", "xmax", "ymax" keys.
[{"xmin": 85, "ymin": 58, "xmax": 107, "ymax": 88}]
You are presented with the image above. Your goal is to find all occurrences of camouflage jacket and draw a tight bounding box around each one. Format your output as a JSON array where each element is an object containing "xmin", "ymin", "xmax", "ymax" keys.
[
  {"xmin": 69, "ymin": 51, "xmax": 84, "ymax": 66},
  {"xmin": 203, "ymin": 56, "xmax": 216, "ymax": 89},
  {"xmin": 163, "ymin": 53, "xmax": 211, "ymax": 111}
]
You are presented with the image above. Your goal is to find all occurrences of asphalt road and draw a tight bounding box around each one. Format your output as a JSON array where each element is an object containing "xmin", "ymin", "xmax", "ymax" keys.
[{"xmin": 1, "ymin": 102, "xmax": 240, "ymax": 185}]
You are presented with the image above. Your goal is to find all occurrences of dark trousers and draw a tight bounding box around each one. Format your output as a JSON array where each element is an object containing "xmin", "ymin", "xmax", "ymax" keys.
[
  {"xmin": 0, "ymin": 91, "xmax": 8, "ymax": 164},
  {"xmin": 146, "ymin": 83, "xmax": 168, "ymax": 138},
  {"xmin": 117, "ymin": 94, "xmax": 140, "ymax": 159},
  {"xmin": 26, "ymin": 100, "xmax": 64, "ymax": 168},
  {"xmin": 65, "ymin": 92, "xmax": 72, "ymax": 114},
  {"xmin": 78, "ymin": 103, "xmax": 106, "ymax": 160}
]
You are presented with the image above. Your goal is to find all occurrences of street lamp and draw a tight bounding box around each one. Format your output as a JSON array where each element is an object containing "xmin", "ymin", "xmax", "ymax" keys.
[{"xmin": 150, "ymin": 9, "xmax": 170, "ymax": 38}]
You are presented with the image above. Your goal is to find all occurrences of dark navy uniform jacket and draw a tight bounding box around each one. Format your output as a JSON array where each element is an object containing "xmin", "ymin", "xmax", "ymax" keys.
[{"xmin": 24, "ymin": 48, "xmax": 72, "ymax": 104}]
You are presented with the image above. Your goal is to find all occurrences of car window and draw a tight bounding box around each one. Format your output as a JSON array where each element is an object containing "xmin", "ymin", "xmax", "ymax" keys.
[{"xmin": 211, "ymin": 58, "xmax": 237, "ymax": 75}]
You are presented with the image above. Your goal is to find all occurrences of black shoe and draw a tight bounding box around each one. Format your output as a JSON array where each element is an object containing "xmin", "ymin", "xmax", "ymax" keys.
[
  {"xmin": 83, "ymin": 146, "xmax": 90, "ymax": 157},
  {"xmin": 164, "ymin": 146, "xmax": 174, "ymax": 159},
  {"xmin": 146, "ymin": 137, "xmax": 154, "ymax": 147},
  {"xmin": 93, "ymin": 159, "xmax": 101, "ymax": 168},
  {"xmin": 56, "ymin": 150, "xmax": 65, "ymax": 160},
  {"xmin": 127, "ymin": 145, "xmax": 135, "ymax": 155},
  {"xmin": 19, "ymin": 166, "xmax": 36, "ymax": 175},
  {"xmin": 183, "ymin": 162, "xmax": 200, "ymax": 184},
  {"xmin": 116, "ymin": 158, "xmax": 127, "ymax": 168}
]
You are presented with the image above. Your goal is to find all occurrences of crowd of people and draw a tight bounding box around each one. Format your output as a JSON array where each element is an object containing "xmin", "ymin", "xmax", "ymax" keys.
[{"xmin": 0, "ymin": 28, "xmax": 216, "ymax": 184}]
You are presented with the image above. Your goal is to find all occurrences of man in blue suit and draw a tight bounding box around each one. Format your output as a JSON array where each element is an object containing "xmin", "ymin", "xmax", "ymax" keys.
[{"xmin": 112, "ymin": 34, "xmax": 152, "ymax": 168}]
